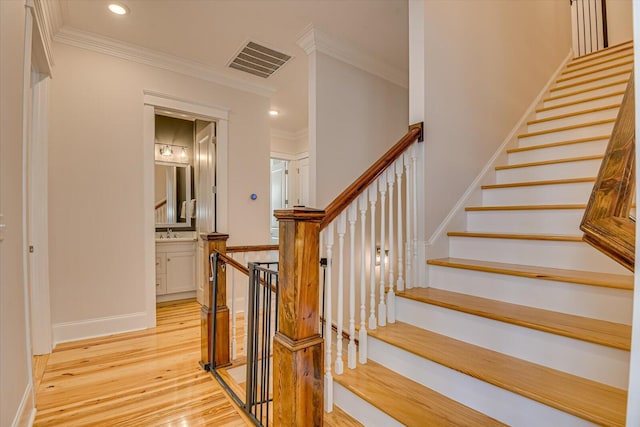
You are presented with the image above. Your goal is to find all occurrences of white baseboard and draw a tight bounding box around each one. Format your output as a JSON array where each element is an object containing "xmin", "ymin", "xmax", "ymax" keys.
[
  {"xmin": 53, "ymin": 311, "xmax": 148, "ymax": 345},
  {"xmin": 156, "ymin": 291, "xmax": 196, "ymax": 303},
  {"xmin": 12, "ymin": 382, "xmax": 35, "ymax": 427},
  {"xmin": 425, "ymin": 49, "xmax": 574, "ymax": 260}
]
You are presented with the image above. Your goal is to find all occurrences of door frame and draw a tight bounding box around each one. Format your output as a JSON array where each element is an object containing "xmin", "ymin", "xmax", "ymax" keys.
[{"xmin": 143, "ymin": 91, "xmax": 229, "ymax": 327}]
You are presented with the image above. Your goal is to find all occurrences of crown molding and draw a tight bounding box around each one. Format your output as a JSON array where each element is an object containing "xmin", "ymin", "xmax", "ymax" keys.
[
  {"xmin": 54, "ymin": 27, "xmax": 276, "ymax": 98},
  {"xmin": 271, "ymin": 127, "xmax": 308, "ymax": 141},
  {"xmin": 296, "ymin": 24, "xmax": 408, "ymax": 89},
  {"xmin": 27, "ymin": 0, "xmax": 61, "ymax": 73}
]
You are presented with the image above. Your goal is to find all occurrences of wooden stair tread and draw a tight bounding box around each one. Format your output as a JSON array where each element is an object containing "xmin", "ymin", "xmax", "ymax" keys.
[
  {"xmin": 527, "ymin": 104, "xmax": 620, "ymax": 125},
  {"xmin": 563, "ymin": 54, "xmax": 633, "ymax": 75},
  {"xmin": 518, "ymin": 118, "xmax": 615, "ymax": 139},
  {"xmin": 495, "ymin": 154, "xmax": 603, "ymax": 170},
  {"xmin": 368, "ymin": 321, "xmax": 627, "ymax": 426},
  {"xmin": 557, "ymin": 59, "xmax": 633, "ymax": 83},
  {"xmin": 427, "ymin": 257, "xmax": 633, "ymax": 290},
  {"xmin": 481, "ymin": 177, "xmax": 595, "ymax": 189},
  {"xmin": 507, "ymin": 135, "xmax": 609, "ymax": 154},
  {"xmin": 465, "ymin": 204, "xmax": 586, "ymax": 211},
  {"xmin": 537, "ymin": 92, "xmax": 625, "ymax": 114},
  {"xmin": 399, "ymin": 287, "xmax": 631, "ymax": 350},
  {"xmin": 324, "ymin": 406, "xmax": 363, "ymax": 427},
  {"xmin": 567, "ymin": 41, "xmax": 633, "ymax": 67},
  {"xmin": 447, "ymin": 231, "xmax": 583, "ymax": 242},
  {"xmin": 333, "ymin": 359, "xmax": 506, "ymax": 427},
  {"xmin": 550, "ymin": 68, "xmax": 632, "ymax": 92},
  {"xmin": 544, "ymin": 79, "xmax": 629, "ymax": 102}
]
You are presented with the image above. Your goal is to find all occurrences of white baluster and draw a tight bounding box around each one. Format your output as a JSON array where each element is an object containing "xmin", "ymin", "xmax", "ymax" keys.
[
  {"xmin": 231, "ymin": 259, "xmax": 237, "ymax": 359},
  {"xmin": 324, "ymin": 224, "xmax": 334, "ymax": 412},
  {"xmin": 378, "ymin": 175, "xmax": 387, "ymax": 327},
  {"xmin": 368, "ymin": 182, "xmax": 378, "ymax": 330},
  {"xmin": 396, "ymin": 159, "xmax": 405, "ymax": 292},
  {"xmin": 347, "ymin": 204, "xmax": 357, "ymax": 369},
  {"xmin": 404, "ymin": 151, "xmax": 413, "ymax": 289},
  {"xmin": 335, "ymin": 213, "xmax": 346, "ymax": 375},
  {"xmin": 243, "ymin": 252, "xmax": 249, "ymax": 356},
  {"xmin": 358, "ymin": 192, "xmax": 368, "ymax": 364},
  {"xmin": 411, "ymin": 143, "xmax": 419, "ymax": 287},
  {"xmin": 387, "ymin": 169, "xmax": 396, "ymax": 324}
]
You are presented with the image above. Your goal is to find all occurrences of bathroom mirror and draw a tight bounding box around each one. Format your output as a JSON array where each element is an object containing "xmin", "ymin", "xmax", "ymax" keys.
[{"xmin": 155, "ymin": 162, "xmax": 193, "ymax": 229}]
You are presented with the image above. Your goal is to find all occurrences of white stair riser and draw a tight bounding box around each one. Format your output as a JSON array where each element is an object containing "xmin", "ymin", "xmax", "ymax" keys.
[
  {"xmin": 527, "ymin": 108, "xmax": 618, "ymax": 133},
  {"xmin": 496, "ymin": 159, "xmax": 602, "ymax": 183},
  {"xmin": 448, "ymin": 236, "xmax": 630, "ymax": 274},
  {"xmin": 543, "ymin": 82, "xmax": 627, "ymax": 108},
  {"xmin": 557, "ymin": 63, "xmax": 633, "ymax": 86},
  {"xmin": 535, "ymin": 93, "xmax": 624, "ymax": 119},
  {"xmin": 368, "ymin": 337, "xmax": 595, "ymax": 427},
  {"xmin": 518, "ymin": 122, "xmax": 614, "ymax": 147},
  {"xmin": 564, "ymin": 51, "xmax": 634, "ymax": 75},
  {"xmin": 428, "ymin": 265, "xmax": 633, "ymax": 324},
  {"xmin": 395, "ymin": 297, "xmax": 630, "ymax": 389},
  {"xmin": 482, "ymin": 182, "xmax": 593, "ymax": 205},
  {"xmin": 466, "ymin": 209, "xmax": 584, "ymax": 234},
  {"xmin": 333, "ymin": 382, "xmax": 403, "ymax": 427},
  {"xmin": 550, "ymin": 73, "xmax": 631, "ymax": 97},
  {"xmin": 507, "ymin": 139, "xmax": 608, "ymax": 164}
]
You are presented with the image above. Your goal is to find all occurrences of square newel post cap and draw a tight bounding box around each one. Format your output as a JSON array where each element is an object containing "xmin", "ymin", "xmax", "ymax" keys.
[
  {"xmin": 199, "ymin": 232, "xmax": 230, "ymax": 241},
  {"xmin": 274, "ymin": 207, "xmax": 325, "ymax": 222}
]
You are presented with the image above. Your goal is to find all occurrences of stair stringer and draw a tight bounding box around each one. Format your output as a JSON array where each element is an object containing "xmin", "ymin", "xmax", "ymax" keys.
[{"xmin": 425, "ymin": 49, "xmax": 573, "ymax": 264}]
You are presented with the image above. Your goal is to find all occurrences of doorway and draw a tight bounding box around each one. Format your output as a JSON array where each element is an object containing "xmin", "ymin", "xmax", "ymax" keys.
[{"xmin": 143, "ymin": 92, "xmax": 229, "ymax": 327}]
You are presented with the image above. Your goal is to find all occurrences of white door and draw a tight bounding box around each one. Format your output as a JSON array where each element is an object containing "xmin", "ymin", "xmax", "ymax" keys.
[
  {"xmin": 570, "ymin": 0, "xmax": 607, "ymax": 57},
  {"xmin": 270, "ymin": 159, "xmax": 288, "ymax": 243},
  {"xmin": 195, "ymin": 120, "xmax": 215, "ymax": 305}
]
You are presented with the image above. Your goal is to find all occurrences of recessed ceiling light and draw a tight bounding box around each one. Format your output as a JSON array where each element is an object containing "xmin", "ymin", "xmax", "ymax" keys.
[
  {"xmin": 108, "ymin": 3, "xmax": 129, "ymax": 15},
  {"xmin": 269, "ymin": 110, "xmax": 279, "ymax": 116}
]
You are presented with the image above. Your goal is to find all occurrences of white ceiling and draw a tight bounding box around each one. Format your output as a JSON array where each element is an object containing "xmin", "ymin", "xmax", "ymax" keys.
[{"xmin": 57, "ymin": 0, "xmax": 409, "ymax": 134}]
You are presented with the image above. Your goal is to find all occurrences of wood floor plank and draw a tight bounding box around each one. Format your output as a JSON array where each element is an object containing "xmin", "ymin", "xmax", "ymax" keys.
[
  {"xmin": 34, "ymin": 299, "xmax": 249, "ymax": 426},
  {"xmin": 368, "ymin": 321, "xmax": 627, "ymax": 427},
  {"xmin": 427, "ymin": 257, "xmax": 633, "ymax": 290},
  {"xmin": 398, "ymin": 288, "xmax": 631, "ymax": 350},
  {"xmin": 334, "ymin": 359, "xmax": 507, "ymax": 426}
]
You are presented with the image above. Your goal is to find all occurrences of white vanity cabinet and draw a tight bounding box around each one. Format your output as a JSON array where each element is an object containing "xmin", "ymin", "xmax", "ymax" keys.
[{"xmin": 155, "ymin": 241, "xmax": 196, "ymax": 299}]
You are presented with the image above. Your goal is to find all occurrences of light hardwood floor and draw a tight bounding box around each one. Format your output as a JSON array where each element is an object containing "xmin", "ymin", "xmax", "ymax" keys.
[
  {"xmin": 33, "ymin": 299, "xmax": 359, "ymax": 426},
  {"xmin": 33, "ymin": 299, "xmax": 248, "ymax": 426}
]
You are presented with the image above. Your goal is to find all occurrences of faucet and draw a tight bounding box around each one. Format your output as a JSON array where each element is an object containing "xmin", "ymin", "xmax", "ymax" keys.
[{"xmin": 166, "ymin": 228, "xmax": 172, "ymax": 238}]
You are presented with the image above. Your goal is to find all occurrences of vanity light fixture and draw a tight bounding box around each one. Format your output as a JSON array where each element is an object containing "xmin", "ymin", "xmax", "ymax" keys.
[
  {"xmin": 269, "ymin": 109, "xmax": 279, "ymax": 116},
  {"xmin": 180, "ymin": 147, "xmax": 187, "ymax": 158},
  {"xmin": 160, "ymin": 145, "xmax": 173, "ymax": 157},
  {"xmin": 108, "ymin": 2, "xmax": 129, "ymax": 15}
]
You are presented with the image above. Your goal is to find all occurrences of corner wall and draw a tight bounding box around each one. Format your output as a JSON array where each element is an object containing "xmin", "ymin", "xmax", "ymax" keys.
[
  {"xmin": 312, "ymin": 52, "xmax": 408, "ymax": 208},
  {"xmin": 0, "ymin": 1, "xmax": 34, "ymax": 425},
  {"xmin": 48, "ymin": 42, "xmax": 271, "ymax": 342},
  {"xmin": 411, "ymin": 0, "xmax": 572, "ymax": 240}
]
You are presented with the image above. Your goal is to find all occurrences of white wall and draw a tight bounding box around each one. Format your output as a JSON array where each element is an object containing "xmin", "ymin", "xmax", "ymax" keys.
[
  {"xmin": 313, "ymin": 52, "xmax": 409, "ymax": 208},
  {"xmin": 414, "ymin": 0, "xmax": 572, "ymax": 239},
  {"xmin": 0, "ymin": 1, "xmax": 34, "ymax": 425},
  {"xmin": 606, "ymin": 0, "xmax": 633, "ymax": 46},
  {"xmin": 48, "ymin": 42, "xmax": 271, "ymax": 341}
]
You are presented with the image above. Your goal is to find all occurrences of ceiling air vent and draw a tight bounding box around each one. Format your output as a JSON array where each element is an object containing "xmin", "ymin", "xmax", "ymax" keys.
[{"xmin": 228, "ymin": 41, "xmax": 292, "ymax": 78}]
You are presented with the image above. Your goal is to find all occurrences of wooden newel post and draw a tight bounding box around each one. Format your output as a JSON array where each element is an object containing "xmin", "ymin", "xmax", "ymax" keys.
[
  {"xmin": 199, "ymin": 232, "xmax": 230, "ymax": 370},
  {"xmin": 273, "ymin": 207, "xmax": 325, "ymax": 426}
]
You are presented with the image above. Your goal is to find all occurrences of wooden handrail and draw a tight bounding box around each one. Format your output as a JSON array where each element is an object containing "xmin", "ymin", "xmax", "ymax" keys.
[
  {"xmin": 214, "ymin": 249, "xmax": 278, "ymax": 293},
  {"xmin": 321, "ymin": 122, "xmax": 423, "ymax": 229},
  {"xmin": 580, "ymin": 71, "xmax": 635, "ymax": 271},
  {"xmin": 227, "ymin": 244, "xmax": 279, "ymax": 253},
  {"xmin": 155, "ymin": 199, "xmax": 167, "ymax": 210}
]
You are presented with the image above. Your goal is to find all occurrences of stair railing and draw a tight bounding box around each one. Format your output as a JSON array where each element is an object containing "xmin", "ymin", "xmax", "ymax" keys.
[
  {"xmin": 580, "ymin": 72, "xmax": 635, "ymax": 271},
  {"xmin": 272, "ymin": 122, "xmax": 423, "ymax": 424},
  {"xmin": 570, "ymin": 0, "xmax": 608, "ymax": 57}
]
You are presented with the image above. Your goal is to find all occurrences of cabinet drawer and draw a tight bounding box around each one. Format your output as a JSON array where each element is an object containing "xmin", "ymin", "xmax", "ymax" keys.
[{"xmin": 156, "ymin": 274, "xmax": 167, "ymax": 295}]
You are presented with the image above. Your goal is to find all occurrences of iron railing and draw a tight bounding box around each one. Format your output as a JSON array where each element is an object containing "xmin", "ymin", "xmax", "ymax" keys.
[{"xmin": 208, "ymin": 252, "xmax": 279, "ymax": 426}]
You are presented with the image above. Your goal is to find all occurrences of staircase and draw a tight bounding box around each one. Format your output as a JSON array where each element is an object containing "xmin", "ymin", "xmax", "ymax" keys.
[{"xmin": 331, "ymin": 41, "xmax": 634, "ymax": 426}]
